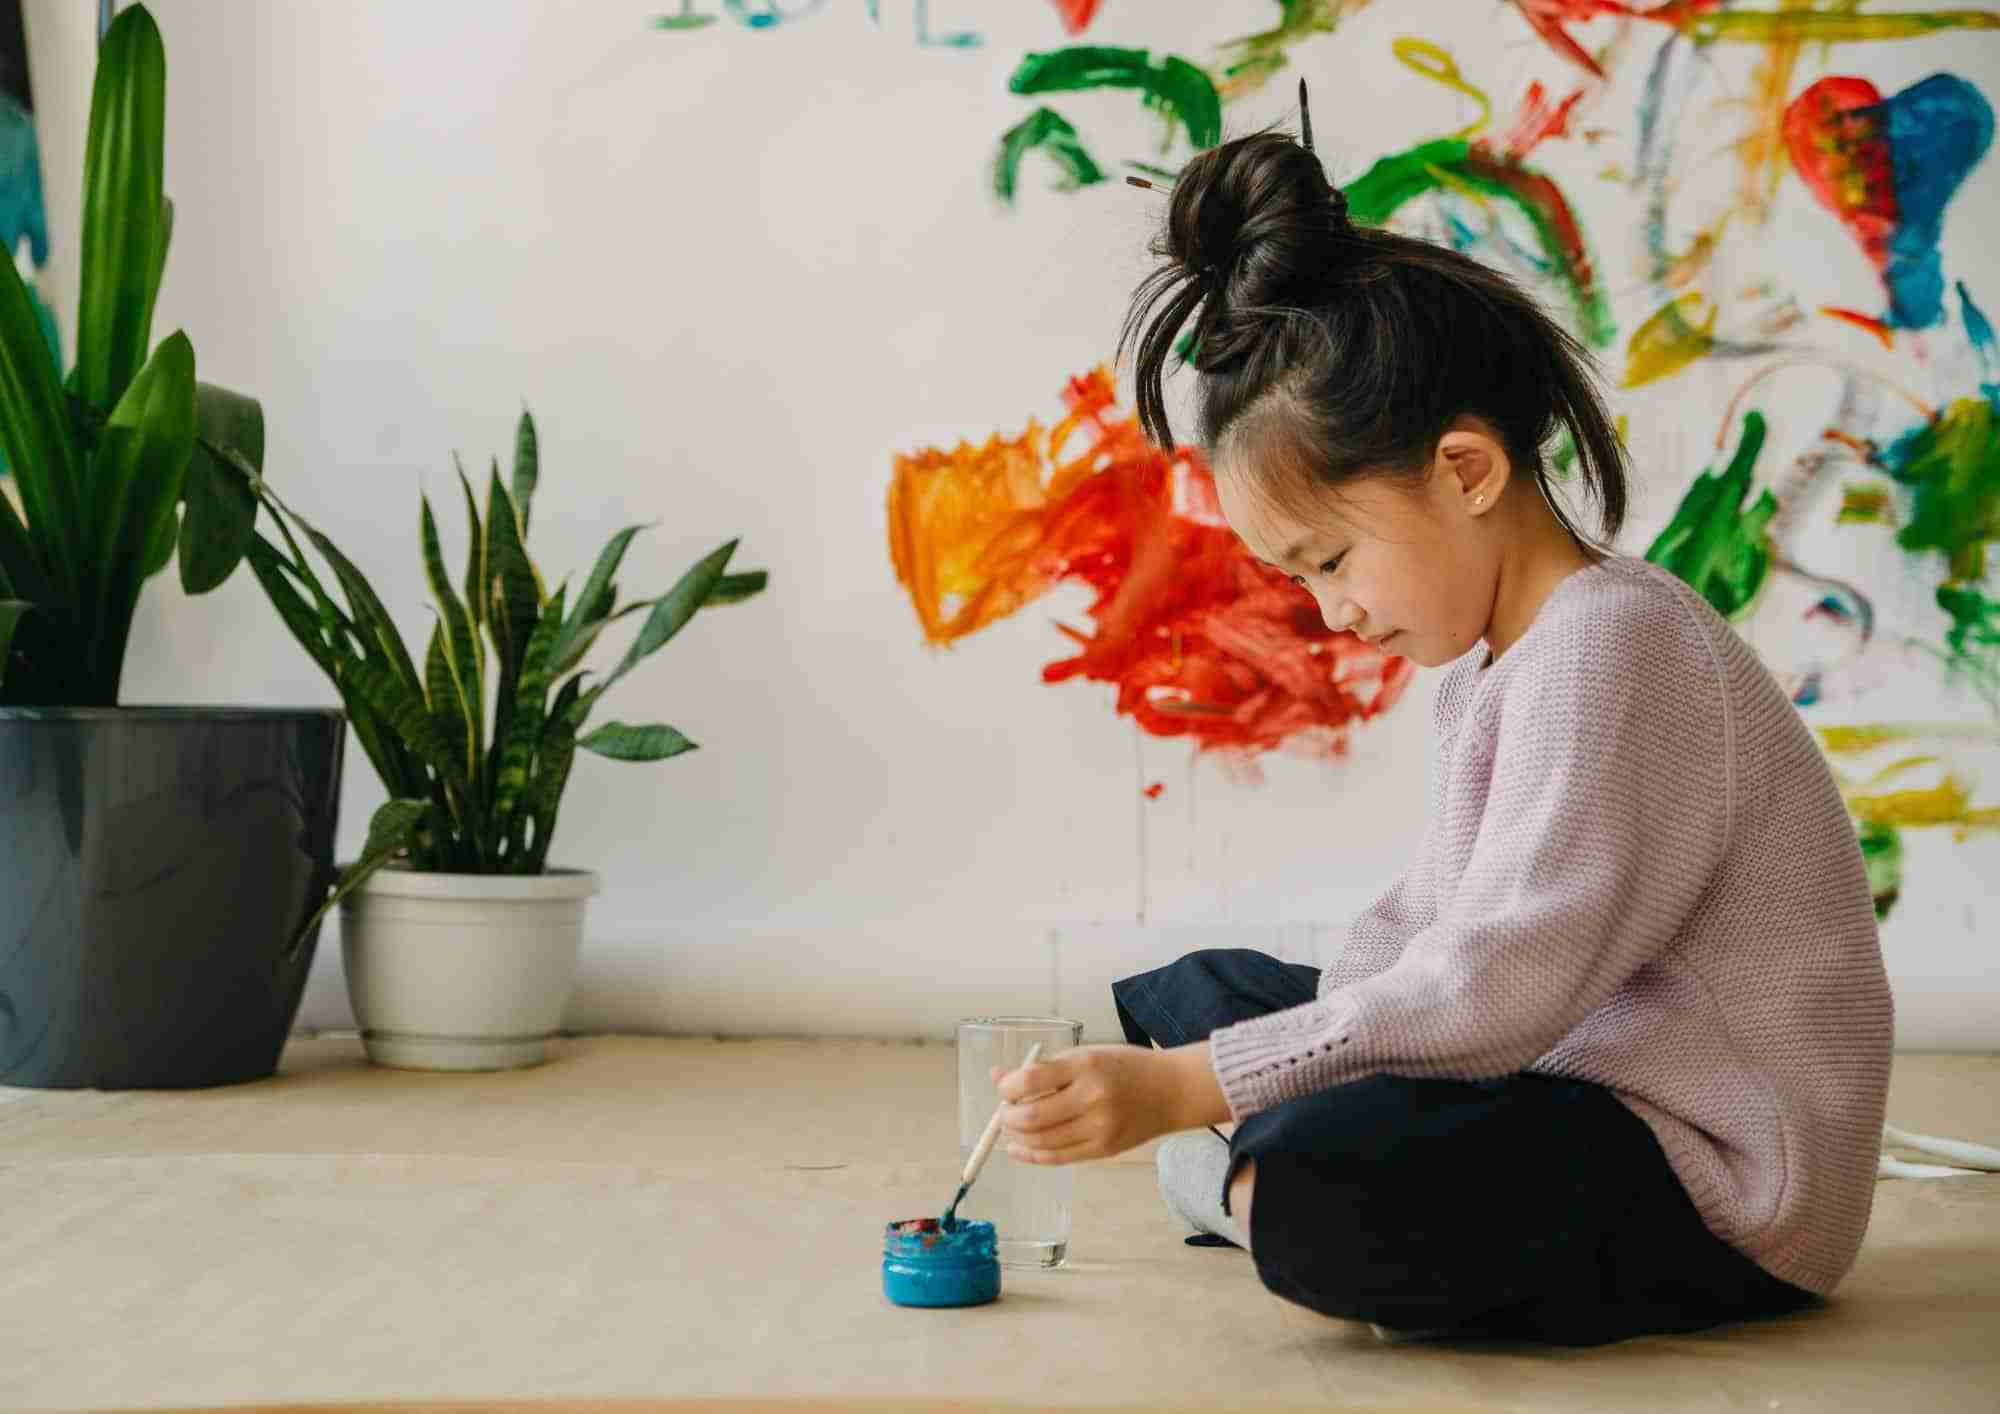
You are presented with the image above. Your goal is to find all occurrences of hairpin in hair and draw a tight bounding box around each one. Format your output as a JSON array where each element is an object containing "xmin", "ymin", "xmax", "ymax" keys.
[
  {"xmin": 1299, "ymin": 77, "xmax": 1314, "ymax": 153},
  {"xmin": 1125, "ymin": 175, "xmax": 1168, "ymax": 193}
]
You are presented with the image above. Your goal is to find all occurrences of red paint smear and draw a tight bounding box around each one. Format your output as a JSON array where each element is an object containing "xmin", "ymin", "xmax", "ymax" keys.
[
  {"xmin": 1511, "ymin": 0, "xmax": 1723, "ymax": 77},
  {"xmin": 1487, "ymin": 81, "xmax": 1587, "ymax": 162},
  {"xmin": 1784, "ymin": 77, "xmax": 1899, "ymax": 274},
  {"xmin": 887, "ymin": 367, "xmax": 1415, "ymax": 762},
  {"xmin": 1049, "ymin": 0, "xmax": 1103, "ymax": 37},
  {"xmin": 1820, "ymin": 305, "xmax": 1895, "ymax": 348},
  {"xmin": 1144, "ymin": 782, "xmax": 1165, "ymax": 799},
  {"xmin": 1461, "ymin": 150, "xmax": 1600, "ymax": 303}
]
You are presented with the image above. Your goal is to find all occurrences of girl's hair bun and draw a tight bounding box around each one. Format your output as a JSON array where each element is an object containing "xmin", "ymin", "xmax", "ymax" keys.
[{"xmin": 1166, "ymin": 130, "xmax": 1353, "ymax": 309}]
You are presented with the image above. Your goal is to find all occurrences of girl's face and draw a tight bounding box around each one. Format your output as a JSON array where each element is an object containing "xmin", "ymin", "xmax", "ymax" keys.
[{"xmin": 1213, "ymin": 427, "xmax": 1507, "ymax": 670}]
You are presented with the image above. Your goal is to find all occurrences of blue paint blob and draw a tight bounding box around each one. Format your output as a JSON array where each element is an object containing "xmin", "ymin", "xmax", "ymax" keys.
[
  {"xmin": 882, "ymin": 1217, "xmax": 1000, "ymax": 1308},
  {"xmin": 1876, "ymin": 74, "xmax": 1994, "ymax": 329}
]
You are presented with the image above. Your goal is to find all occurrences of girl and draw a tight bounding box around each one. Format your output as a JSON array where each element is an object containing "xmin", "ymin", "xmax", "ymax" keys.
[{"xmin": 992, "ymin": 118, "xmax": 1894, "ymax": 1347}]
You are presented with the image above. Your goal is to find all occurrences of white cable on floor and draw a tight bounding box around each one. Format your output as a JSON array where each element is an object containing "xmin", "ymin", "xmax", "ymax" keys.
[{"xmin": 1878, "ymin": 1122, "xmax": 2000, "ymax": 1179}]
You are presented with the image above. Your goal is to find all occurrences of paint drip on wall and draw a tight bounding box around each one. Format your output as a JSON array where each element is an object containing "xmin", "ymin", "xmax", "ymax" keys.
[{"xmin": 887, "ymin": 365, "xmax": 1413, "ymax": 766}]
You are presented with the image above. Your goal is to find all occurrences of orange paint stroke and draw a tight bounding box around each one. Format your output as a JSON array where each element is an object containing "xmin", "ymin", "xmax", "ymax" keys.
[
  {"xmin": 1488, "ymin": 80, "xmax": 1587, "ymax": 161},
  {"xmin": 887, "ymin": 367, "xmax": 1415, "ymax": 759},
  {"xmin": 1820, "ymin": 305, "xmax": 1896, "ymax": 348}
]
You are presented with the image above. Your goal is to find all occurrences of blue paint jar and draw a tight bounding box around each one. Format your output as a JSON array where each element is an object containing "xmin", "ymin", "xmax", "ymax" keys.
[{"xmin": 882, "ymin": 1217, "xmax": 1000, "ymax": 1308}]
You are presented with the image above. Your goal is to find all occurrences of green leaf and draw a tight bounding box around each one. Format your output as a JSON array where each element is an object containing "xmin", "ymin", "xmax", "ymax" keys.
[
  {"xmin": 335, "ymin": 653, "xmax": 469, "ymax": 799},
  {"xmin": 524, "ymin": 698, "xmax": 580, "ymax": 873},
  {"xmin": 0, "ymin": 219, "xmax": 85, "ymax": 601},
  {"xmin": 286, "ymin": 797, "xmax": 428, "ymax": 958},
  {"xmin": 707, "ymin": 570, "xmax": 767, "ymax": 605},
  {"xmin": 512, "ymin": 408, "xmax": 538, "ymax": 535},
  {"xmin": 425, "ymin": 622, "xmax": 474, "ymax": 792},
  {"xmin": 245, "ymin": 533, "xmax": 334, "ymax": 676},
  {"xmin": 290, "ymin": 509, "xmax": 423, "ymax": 696},
  {"xmin": 0, "ymin": 599, "xmax": 29, "ymax": 689},
  {"xmin": 86, "ymin": 330, "xmax": 196, "ymax": 692},
  {"xmin": 577, "ymin": 720, "xmax": 698, "ymax": 761},
  {"xmin": 591, "ymin": 538, "xmax": 737, "ymax": 705},
  {"xmin": 554, "ymin": 523, "xmax": 646, "ymax": 670},
  {"xmin": 178, "ymin": 381, "xmax": 263, "ymax": 593},
  {"xmin": 492, "ymin": 582, "xmax": 566, "ymax": 840},
  {"xmin": 141, "ymin": 504, "xmax": 179, "ymax": 578},
  {"xmin": 75, "ymin": 3, "xmax": 167, "ymax": 411},
  {"xmin": 455, "ymin": 454, "xmax": 486, "ymax": 633},
  {"xmin": 484, "ymin": 467, "xmax": 541, "ymax": 668},
  {"xmin": 421, "ymin": 492, "xmax": 483, "ymax": 776}
]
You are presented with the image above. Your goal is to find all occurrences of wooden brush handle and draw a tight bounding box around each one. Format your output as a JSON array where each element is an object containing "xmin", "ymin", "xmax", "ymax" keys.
[{"xmin": 962, "ymin": 1041, "xmax": 1046, "ymax": 1186}]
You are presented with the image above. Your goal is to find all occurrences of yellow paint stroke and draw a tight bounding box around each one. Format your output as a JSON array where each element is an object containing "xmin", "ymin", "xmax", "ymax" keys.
[
  {"xmin": 1817, "ymin": 724, "xmax": 2000, "ymax": 840},
  {"xmin": 1730, "ymin": 0, "xmax": 1819, "ymax": 226},
  {"xmin": 1392, "ymin": 37, "xmax": 1490, "ymax": 142},
  {"xmin": 1663, "ymin": 228, "xmax": 1723, "ymax": 289},
  {"xmin": 1841, "ymin": 776, "xmax": 2000, "ymax": 839},
  {"xmin": 1624, "ymin": 291, "xmax": 1718, "ymax": 387},
  {"xmin": 1819, "ymin": 722, "xmax": 2000, "ymax": 752}
]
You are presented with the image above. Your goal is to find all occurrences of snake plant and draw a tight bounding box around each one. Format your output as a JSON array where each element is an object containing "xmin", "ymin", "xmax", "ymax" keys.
[
  {"xmin": 249, "ymin": 408, "xmax": 767, "ymax": 930},
  {"xmin": 0, "ymin": 5, "xmax": 268, "ymax": 704}
]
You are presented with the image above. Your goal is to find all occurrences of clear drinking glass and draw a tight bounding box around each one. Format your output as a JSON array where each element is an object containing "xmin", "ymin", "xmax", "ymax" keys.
[{"xmin": 956, "ymin": 1015, "xmax": 1086, "ymax": 1269}]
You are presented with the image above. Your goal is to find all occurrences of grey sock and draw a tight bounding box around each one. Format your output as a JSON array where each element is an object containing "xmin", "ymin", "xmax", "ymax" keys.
[{"xmin": 1156, "ymin": 1130, "xmax": 1248, "ymax": 1249}]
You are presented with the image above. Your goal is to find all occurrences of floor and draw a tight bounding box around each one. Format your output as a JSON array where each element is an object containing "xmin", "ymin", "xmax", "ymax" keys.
[{"xmin": 3, "ymin": 1036, "xmax": 1997, "ymax": 1413}]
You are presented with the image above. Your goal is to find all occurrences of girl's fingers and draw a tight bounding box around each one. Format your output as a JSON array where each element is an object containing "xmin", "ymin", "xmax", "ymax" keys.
[{"xmin": 1010, "ymin": 1133, "xmax": 1098, "ymax": 1165}]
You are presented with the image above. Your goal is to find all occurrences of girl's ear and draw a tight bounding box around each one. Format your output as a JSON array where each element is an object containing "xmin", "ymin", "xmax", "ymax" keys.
[{"xmin": 1436, "ymin": 420, "xmax": 1512, "ymax": 512}]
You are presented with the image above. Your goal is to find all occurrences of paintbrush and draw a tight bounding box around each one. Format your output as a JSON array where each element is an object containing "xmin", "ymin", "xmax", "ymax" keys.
[{"xmin": 943, "ymin": 1041, "xmax": 1045, "ymax": 1230}]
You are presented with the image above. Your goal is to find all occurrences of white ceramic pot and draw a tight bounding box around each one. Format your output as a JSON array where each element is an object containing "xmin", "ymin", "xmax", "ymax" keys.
[{"xmin": 338, "ymin": 866, "xmax": 600, "ymax": 1071}]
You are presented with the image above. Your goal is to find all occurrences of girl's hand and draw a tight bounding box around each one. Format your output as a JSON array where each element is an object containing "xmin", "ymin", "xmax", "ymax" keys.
[{"xmin": 989, "ymin": 1044, "xmax": 1183, "ymax": 1165}]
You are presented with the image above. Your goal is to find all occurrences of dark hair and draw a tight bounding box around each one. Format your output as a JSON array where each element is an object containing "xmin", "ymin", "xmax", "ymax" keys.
[{"xmin": 1115, "ymin": 126, "xmax": 1626, "ymax": 551}]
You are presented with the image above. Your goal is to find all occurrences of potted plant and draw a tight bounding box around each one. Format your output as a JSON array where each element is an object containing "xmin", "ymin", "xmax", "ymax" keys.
[
  {"xmin": 249, "ymin": 408, "xmax": 766, "ymax": 1070},
  {"xmin": 0, "ymin": 6, "xmax": 344, "ymax": 1089}
]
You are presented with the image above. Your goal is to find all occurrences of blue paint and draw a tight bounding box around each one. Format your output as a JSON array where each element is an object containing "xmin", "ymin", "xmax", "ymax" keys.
[
  {"xmin": 1960, "ymin": 282, "xmax": 2000, "ymax": 403},
  {"xmin": 883, "ymin": 1217, "xmax": 1000, "ymax": 1308},
  {"xmin": 1876, "ymin": 74, "xmax": 1993, "ymax": 328}
]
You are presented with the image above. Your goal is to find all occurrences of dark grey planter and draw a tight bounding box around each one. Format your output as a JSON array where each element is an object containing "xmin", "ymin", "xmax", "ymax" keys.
[{"xmin": 0, "ymin": 706, "xmax": 346, "ymax": 1089}]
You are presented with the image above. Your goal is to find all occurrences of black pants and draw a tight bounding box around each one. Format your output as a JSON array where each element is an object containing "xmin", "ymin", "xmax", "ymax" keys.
[{"xmin": 1113, "ymin": 948, "xmax": 1822, "ymax": 1346}]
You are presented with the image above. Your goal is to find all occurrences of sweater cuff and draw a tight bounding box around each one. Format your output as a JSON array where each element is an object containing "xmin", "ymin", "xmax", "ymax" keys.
[{"xmin": 1207, "ymin": 993, "xmax": 1360, "ymax": 1122}]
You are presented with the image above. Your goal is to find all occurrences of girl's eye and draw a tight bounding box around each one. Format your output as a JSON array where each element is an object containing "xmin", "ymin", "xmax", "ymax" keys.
[{"xmin": 1290, "ymin": 555, "xmax": 1342, "ymax": 588}]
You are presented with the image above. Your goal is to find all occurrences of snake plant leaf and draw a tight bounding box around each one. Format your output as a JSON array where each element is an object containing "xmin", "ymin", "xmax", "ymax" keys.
[
  {"xmin": 524, "ymin": 683, "xmax": 582, "ymax": 873},
  {"xmin": 577, "ymin": 721, "xmax": 698, "ymax": 762},
  {"xmin": 288, "ymin": 796, "xmax": 429, "ymax": 954},
  {"xmin": 0, "ymin": 221, "xmax": 83, "ymax": 603},
  {"xmin": 511, "ymin": 408, "xmax": 538, "ymax": 535},
  {"xmin": 245, "ymin": 533, "xmax": 335, "ymax": 676},
  {"xmin": 455, "ymin": 455, "xmax": 487, "ymax": 641},
  {"xmin": 706, "ymin": 570, "xmax": 767, "ymax": 606},
  {"xmin": 289, "ymin": 510, "xmax": 423, "ymax": 695},
  {"xmin": 588, "ymin": 539, "xmax": 738, "ymax": 707},
  {"xmin": 75, "ymin": 3, "xmax": 166, "ymax": 413},
  {"xmin": 484, "ymin": 467, "xmax": 541, "ymax": 672},
  {"xmin": 424, "ymin": 622, "xmax": 474, "ymax": 793},
  {"xmin": 420, "ymin": 492, "xmax": 483, "ymax": 771},
  {"xmin": 492, "ymin": 581, "xmax": 566, "ymax": 839},
  {"xmin": 0, "ymin": 599, "xmax": 28, "ymax": 689},
  {"xmin": 177, "ymin": 381, "xmax": 263, "ymax": 593},
  {"xmin": 336, "ymin": 653, "xmax": 470, "ymax": 801},
  {"xmin": 554, "ymin": 523, "xmax": 646, "ymax": 670}
]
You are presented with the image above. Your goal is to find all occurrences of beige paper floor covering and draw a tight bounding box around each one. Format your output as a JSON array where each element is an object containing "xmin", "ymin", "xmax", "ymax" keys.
[{"xmin": 3, "ymin": 1036, "xmax": 1996, "ymax": 1413}]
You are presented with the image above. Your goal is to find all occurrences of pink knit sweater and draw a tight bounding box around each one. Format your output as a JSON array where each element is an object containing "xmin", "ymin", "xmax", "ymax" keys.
[{"xmin": 1207, "ymin": 554, "xmax": 1894, "ymax": 1296}]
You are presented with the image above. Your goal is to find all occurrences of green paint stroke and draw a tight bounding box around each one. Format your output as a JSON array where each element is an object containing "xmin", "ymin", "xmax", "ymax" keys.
[
  {"xmin": 1881, "ymin": 396, "xmax": 2000, "ymax": 582},
  {"xmin": 1687, "ymin": 9, "xmax": 2000, "ymax": 45},
  {"xmin": 1344, "ymin": 138, "xmax": 1615, "ymax": 348},
  {"xmin": 1932, "ymin": 581, "xmax": 2000, "ymax": 713},
  {"xmin": 1008, "ymin": 47, "xmax": 1223, "ymax": 152},
  {"xmin": 1856, "ymin": 820, "xmax": 1904, "ymax": 921},
  {"xmin": 994, "ymin": 106, "xmax": 1105, "ymax": 203},
  {"xmin": 1644, "ymin": 411, "xmax": 1777, "ymax": 619},
  {"xmin": 1213, "ymin": 0, "xmax": 1355, "ymax": 91}
]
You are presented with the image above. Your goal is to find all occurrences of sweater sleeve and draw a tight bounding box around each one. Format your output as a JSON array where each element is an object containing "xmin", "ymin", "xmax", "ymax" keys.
[{"xmin": 1209, "ymin": 605, "xmax": 1734, "ymax": 1122}]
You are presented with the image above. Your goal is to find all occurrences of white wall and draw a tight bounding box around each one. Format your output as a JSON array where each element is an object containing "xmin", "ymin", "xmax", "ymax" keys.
[{"xmin": 24, "ymin": 1, "xmax": 2000, "ymax": 1048}]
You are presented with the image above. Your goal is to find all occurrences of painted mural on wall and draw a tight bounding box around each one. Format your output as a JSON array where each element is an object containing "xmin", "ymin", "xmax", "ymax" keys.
[
  {"xmin": 0, "ymin": 0, "xmax": 54, "ymax": 393},
  {"xmin": 679, "ymin": 2, "xmax": 1999, "ymax": 919}
]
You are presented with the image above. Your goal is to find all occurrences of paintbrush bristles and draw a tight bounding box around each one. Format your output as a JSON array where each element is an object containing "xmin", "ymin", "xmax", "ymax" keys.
[
  {"xmin": 1126, "ymin": 175, "xmax": 1165, "ymax": 192},
  {"xmin": 1299, "ymin": 76, "xmax": 1314, "ymax": 153}
]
